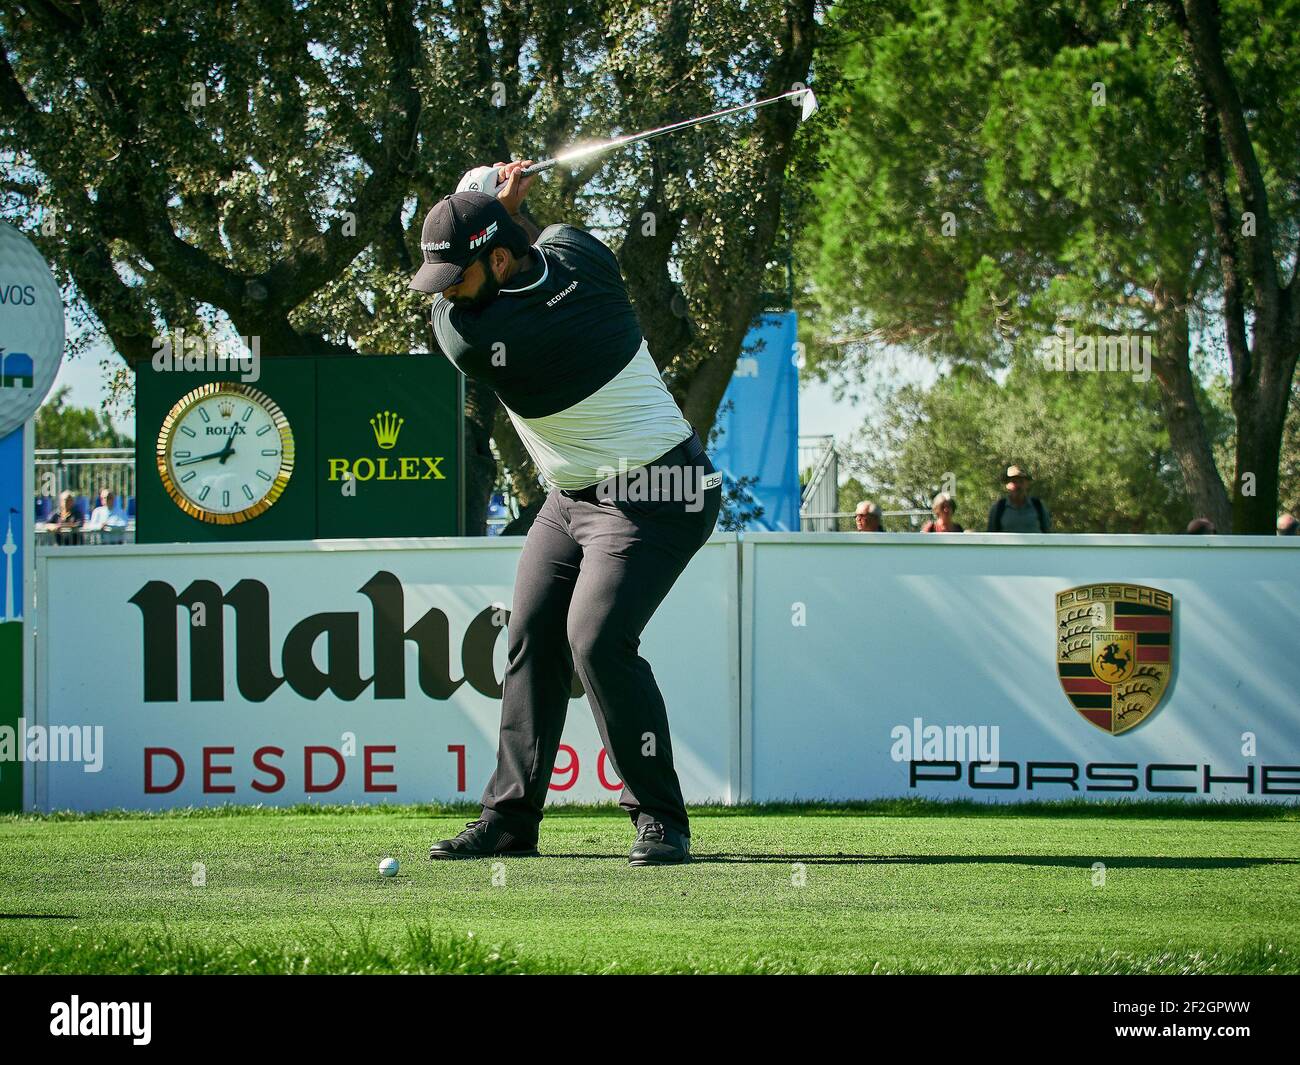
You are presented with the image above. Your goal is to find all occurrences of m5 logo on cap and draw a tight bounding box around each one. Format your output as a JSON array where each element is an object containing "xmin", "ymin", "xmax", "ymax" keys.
[{"xmin": 468, "ymin": 221, "xmax": 498, "ymax": 249}]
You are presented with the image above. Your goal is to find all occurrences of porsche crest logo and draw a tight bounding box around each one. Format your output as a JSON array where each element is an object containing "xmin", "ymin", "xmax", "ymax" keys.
[{"xmin": 1056, "ymin": 584, "xmax": 1174, "ymax": 734}]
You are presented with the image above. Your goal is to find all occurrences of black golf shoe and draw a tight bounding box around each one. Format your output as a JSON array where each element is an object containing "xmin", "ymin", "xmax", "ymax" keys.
[
  {"xmin": 628, "ymin": 821, "xmax": 691, "ymax": 866},
  {"xmin": 429, "ymin": 819, "xmax": 540, "ymax": 860}
]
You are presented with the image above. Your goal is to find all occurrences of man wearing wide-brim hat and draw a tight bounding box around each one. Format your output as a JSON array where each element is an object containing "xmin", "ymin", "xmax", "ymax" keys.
[{"xmin": 987, "ymin": 464, "xmax": 1051, "ymax": 533}]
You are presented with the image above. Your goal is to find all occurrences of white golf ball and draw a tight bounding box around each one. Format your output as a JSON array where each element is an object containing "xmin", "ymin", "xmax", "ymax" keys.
[{"xmin": 379, "ymin": 857, "xmax": 399, "ymax": 878}]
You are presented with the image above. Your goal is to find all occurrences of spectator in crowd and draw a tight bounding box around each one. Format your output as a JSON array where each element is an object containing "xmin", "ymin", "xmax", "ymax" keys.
[
  {"xmin": 1278, "ymin": 513, "xmax": 1297, "ymax": 536},
  {"xmin": 86, "ymin": 488, "xmax": 128, "ymax": 531},
  {"xmin": 987, "ymin": 465, "xmax": 1051, "ymax": 532},
  {"xmin": 854, "ymin": 500, "xmax": 883, "ymax": 532},
  {"xmin": 42, "ymin": 490, "xmax": 84, "ymax": 545},
  {"xmin": 1186, "ymin": 517, "xmax": 1216, "ymax": 534},
  {"xmin": 922, "ymin": 492, "xmax": 963, "ymax": 533}
]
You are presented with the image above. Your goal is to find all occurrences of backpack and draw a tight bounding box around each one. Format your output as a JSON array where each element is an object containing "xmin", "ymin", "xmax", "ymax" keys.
[{"xmin": 992, "ymin": 495, "xmax": 1047, "ymax": 532}]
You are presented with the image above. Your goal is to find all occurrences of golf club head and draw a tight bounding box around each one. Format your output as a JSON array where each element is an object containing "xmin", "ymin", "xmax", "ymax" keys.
[{"xmin": 800, "ymin": 89, "xmax": 819, "ymax": 122}]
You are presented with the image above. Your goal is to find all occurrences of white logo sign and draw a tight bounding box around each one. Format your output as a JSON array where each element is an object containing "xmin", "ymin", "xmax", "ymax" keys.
[{"xmin": 0, "ymin": 222, "xmax": 65, "ymax": 437}]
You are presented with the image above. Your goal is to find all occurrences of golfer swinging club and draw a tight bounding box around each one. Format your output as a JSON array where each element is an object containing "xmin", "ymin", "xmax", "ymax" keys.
[{"xmin": 411, "ymin": 161, "xmax": 722, "ymax": 866}]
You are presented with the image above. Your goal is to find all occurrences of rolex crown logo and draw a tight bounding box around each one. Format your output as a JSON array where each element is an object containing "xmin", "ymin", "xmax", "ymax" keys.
[
  {"xmin": 217, "ymin": 400, "xmax": 235, "ymax": 418},
  {"xmin": 370, "ymin": 410, "xmax": 404, "ymax": 450}
]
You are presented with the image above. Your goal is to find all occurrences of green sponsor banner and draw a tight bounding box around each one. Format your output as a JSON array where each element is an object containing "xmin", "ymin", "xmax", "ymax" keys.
[
  {"xmin": 136, "ymin": 354, "xmax": 461, "ymax": 542},
  {"xmin": 316, "ymin": 355, "xmax": 462, "ymax": 538}
]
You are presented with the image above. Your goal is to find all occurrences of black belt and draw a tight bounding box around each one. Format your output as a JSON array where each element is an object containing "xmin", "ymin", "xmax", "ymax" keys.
[
  {"xmin": 562, "ymin": 430, "xmax": 706, "ymax": 503},
  {"xmin": 666, "ymin": 428, "xmax": 707, "ymax": 465}
]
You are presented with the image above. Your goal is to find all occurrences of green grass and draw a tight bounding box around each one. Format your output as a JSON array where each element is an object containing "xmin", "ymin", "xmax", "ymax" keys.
[{"xmin": 1, "ymin": 800, "xmax": 1297, "ymax": 974}]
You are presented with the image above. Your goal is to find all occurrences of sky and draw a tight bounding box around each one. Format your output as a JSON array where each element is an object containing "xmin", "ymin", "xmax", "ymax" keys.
[
  {"xmin": 800, "ymin": 376, "xmax": 866, "ymax": 442},
  {"xmin": 47, "ymin": 338, "xmax": 134, "ymax": 434}
]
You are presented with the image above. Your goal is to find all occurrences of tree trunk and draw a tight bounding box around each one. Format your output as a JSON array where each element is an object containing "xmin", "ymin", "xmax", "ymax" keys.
[
  {"xmin": 1232, "ymin": 355, "xmax": 1294, "ymax": 534},
  {"xmin": 1173, "ymin": 0, "xmax": 1300, "ymax": 533},
  {"xmin": 461, "ymin": 377, "xmax": 499, "ymax": 536},
  {"xmin": 1151, "ymin": 289, "xmax": 1232, "ymax": 531},
  {"xmin": 492, "ymin": 408, "xmax": 547, "ymax": 535}
]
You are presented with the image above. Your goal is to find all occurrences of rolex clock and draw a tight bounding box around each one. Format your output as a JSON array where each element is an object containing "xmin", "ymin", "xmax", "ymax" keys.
[{"xmin": 156, "ymin": 382, "xmax": 295, "ymax": 523}]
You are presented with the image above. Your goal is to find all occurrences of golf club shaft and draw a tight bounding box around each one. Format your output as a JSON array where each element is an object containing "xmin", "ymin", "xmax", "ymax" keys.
[{"xmin": 522, "ymin": 88, "xmax": 814, "ymax": 175}]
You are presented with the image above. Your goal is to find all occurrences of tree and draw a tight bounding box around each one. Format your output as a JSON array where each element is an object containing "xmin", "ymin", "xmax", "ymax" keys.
[
  {"xmin": 1168, "ymin": 0, "xmax": 1300, "ymax": 534},
  {"xmin": 0, "ymin": 0, "xmax": 819, "ymax": 531},
  {"xmin": 1215, "ymin": 377, "xmax": 1300, "ymax": 522},
  {"xmin": 35, "ymin": 386, "xmax": 134, "ymax": 451},
  {"xmin": 800, "ymin": 0, "xmax": 1299, "ymax": 533}
]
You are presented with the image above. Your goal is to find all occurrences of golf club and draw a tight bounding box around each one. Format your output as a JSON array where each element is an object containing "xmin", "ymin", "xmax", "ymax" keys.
[{"xmin": 521, "ymin": 87, "xmax": 818, "ymax": 176}]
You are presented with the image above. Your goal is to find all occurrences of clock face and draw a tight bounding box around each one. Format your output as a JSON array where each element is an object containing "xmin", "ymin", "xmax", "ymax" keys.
[{"xmin": 156, "ymin": 383, "xmax": 295, "ymax": 524}]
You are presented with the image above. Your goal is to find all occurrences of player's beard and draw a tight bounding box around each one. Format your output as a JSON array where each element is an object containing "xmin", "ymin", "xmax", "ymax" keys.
[{"xmin": 450, "ymin": 253, "xmax": 502, "ymax": 313}]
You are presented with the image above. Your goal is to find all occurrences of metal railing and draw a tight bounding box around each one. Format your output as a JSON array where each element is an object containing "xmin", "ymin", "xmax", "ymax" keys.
[
  {"xmin": 797, "ymin": 434, "xmax": 834, "ymax": 479},
  {"xmin": 34, "ymin": 447, "xmax": 135, "ymax": 504},
  {"xmin": 31, "ymin": 448, "xmax": 136, "ymax": 545},
  {"xmin": 799, "ymin": 435, "xmax": 839, "ymax": 532},
  {"xmin": 798, "ymin": 436, "xmax": 934, "ymax": 531}
]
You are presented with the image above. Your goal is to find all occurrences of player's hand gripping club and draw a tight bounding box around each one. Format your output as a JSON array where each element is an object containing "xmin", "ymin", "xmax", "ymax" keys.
[
  {"xmin": 491, "ymin": 159, "xmax": 536, "ymax": 216},
  {"xmin": 455, "ymin": 160, "xmax": 535, "ymax": 214}
]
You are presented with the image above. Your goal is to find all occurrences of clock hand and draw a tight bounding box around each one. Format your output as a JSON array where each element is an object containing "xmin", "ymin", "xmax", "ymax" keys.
[
  {"xmin": 216, "ymin": 430, "xmax": 237, "ymax": 465},
  {"xmin": 175, "ymin": 446, "xmax": 231, "ymax": 467}
]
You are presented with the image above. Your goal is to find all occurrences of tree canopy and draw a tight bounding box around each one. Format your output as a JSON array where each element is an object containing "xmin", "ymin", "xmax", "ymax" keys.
[
  {"xmin": 800, "ymin": 0, "xmax": 1299, "ymax": 533},
  {"xmin": 35, "ymin": 386, "xmax": 134, "ymax": 450},
  {"xmin": 843, "ymin": 356, "xmax": 1232, "ymax": 533}
]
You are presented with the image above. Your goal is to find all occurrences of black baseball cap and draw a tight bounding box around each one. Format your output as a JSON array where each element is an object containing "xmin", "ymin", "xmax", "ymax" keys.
[{"xmin": 409, "ymin": 191, "xmax": 529, "ymax": 293}]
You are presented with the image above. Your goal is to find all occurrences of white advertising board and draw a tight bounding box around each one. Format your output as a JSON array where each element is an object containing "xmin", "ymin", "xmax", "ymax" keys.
[
  {"xmin": 31, "ymin": 531, "xmax": 1298, "ymax": 810},
  {"xmin": 33, "ymin": 536, "xmax": 738, "ymax": 811},
  {"xmin": 742, "ymin": 534, "xmax": 1300, "ymax": 803}
]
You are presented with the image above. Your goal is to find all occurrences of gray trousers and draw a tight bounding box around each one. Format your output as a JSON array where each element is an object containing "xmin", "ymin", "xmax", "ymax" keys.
[{"xmin": 481, "ymin": 432, "xmax": 721, "ymax": 838}]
